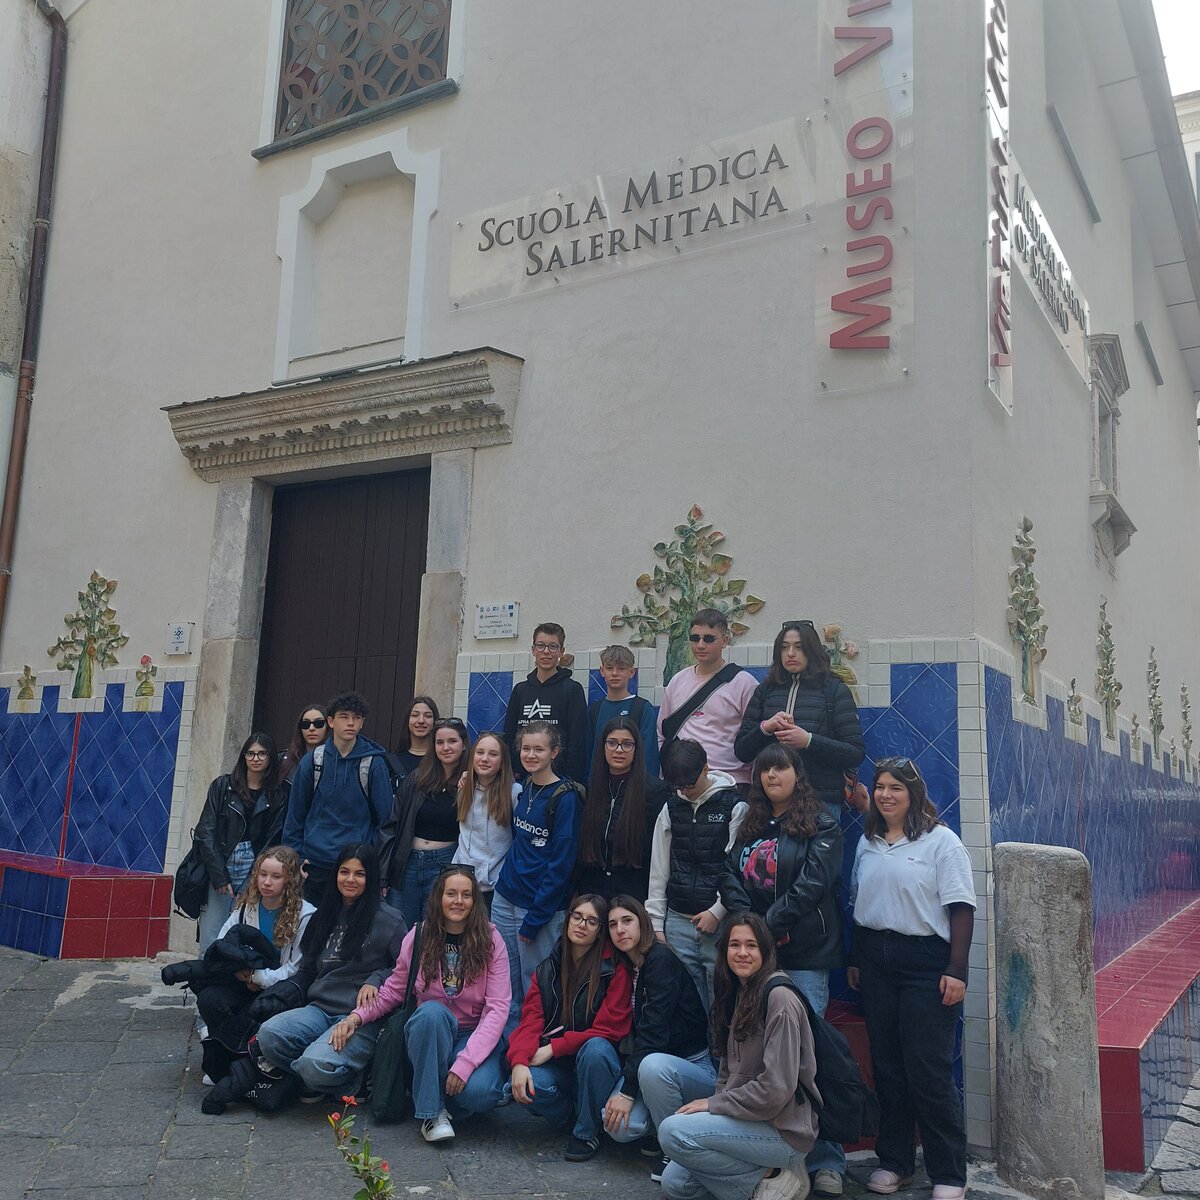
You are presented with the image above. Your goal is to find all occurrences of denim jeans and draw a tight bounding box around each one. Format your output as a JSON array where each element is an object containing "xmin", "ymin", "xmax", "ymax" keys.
[
  {"xmin": 785, "ymin": 969, "xmax": 844, "ymax": 1179},
  {"xmin": 490, "ymin": 893, "xmax": 564, "ymax": 1022},
  {"xmin": 856, "ymin": 926, "xmax": 966, "ymax": 1187},
  {"xmin": 658, "ymin": 1111, "xmax": 805, "ymax": 1200},
  {"xmin": 256, "ymin": 1004, "xmax": 381, "ymax": 1095},
  {"xmin": 387, "ymin": 844, "xmax": 457, "ymax": 925},
  {"xmin": 403, "ymin": 1000, "xmax": 505, "ymax": 1120},
  {"xmin": 664, "ymin": 910, "xmax": 719, "ymax": 1009},
  {"xmin": 197, "ymin": 884, "xmax": 235, "ymax": 957},
  {"xmin": 606, "ymin": 1048, "xmax": 718, "ymax": 1143},
  {"xmin": 521, "ymin": 1037, "xmax": 623, "ymax": 1143}
]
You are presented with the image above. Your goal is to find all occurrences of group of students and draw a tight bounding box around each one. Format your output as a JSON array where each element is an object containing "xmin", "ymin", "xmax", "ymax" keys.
[{"xmin": 178, "ymin": 611, "xmax": 976, "ymax": 1200}]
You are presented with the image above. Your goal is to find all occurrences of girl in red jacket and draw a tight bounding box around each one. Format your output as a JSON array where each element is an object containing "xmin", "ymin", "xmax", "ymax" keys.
[{"xmin": 507, "ymin": 893, "xmax": 633, "ymax": 1162}]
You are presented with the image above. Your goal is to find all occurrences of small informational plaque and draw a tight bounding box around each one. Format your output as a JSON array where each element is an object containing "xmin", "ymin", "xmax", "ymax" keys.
[{"xmin": 474, "ymin": 602, "xmax": 519, "ymax": 640}]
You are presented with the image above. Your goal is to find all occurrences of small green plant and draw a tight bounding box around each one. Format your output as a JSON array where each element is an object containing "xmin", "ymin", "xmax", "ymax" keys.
[
  {"xmin": 1006, "ymin": 516, "xmax": 1046, "ymax": 704},
  {"xmin": 329, "ymin": 1096, "xmax": 395, "ymax": 1199},
  {"xmin": 610, "ymin": 504, "xmax": 765, "ymax": 684},
  {"xmin": 1095, "ymin": 599, "xmax": 1121, "ymax": 741},
  {"xmin": 48, "ymin": 571, "xmax": 129, "ymax": 699}
]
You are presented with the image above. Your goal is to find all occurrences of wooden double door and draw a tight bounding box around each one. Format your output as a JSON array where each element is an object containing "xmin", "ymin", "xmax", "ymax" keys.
[{"xmin": 253, "ymin": 468, "xmax": 430, "ymax": 753}]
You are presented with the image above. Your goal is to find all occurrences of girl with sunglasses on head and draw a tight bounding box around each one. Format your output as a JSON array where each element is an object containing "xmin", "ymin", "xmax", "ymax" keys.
[
  {"xmin": 455, "ymin": 731, "xmax": 518, "ymax": 916},
  {"xmin": 507, "ymin": 893, "xmax": 633, "ymax": 1163},
  {"xmin": 848, "ymin": 759, "xmax": 975, "ymax": 1200},
  {"xmin": 393, "ymin": 695, "xmax": 440, "ymax": 776},
  {"xmin": 657, "ymin": 912, "xmax": 818, "ymax": 1200},
  {"xmin": 380, "ymin": 718, "xmax": 470, "ymax": 924},
  {"xmin": 576, "ymin": 717, "xmax": 672, "ymax": 904},
  {"xmin": 193, "ymin": 732, "xmax": 291, "ymax": 955},
  {"xmin": 333, "ymin": 864, "xmax": 510, "ymax": 1143},
  {"xmin": 721, "ymin": 744, "xmax": 845, "ymax": 1198},
  {"xmin": 283, "ymin": 704, "xmax": 328, "ymax": 783},
  {"xmin": 734, "ymin": 621, "xmax": 864, "ymax": 814}
]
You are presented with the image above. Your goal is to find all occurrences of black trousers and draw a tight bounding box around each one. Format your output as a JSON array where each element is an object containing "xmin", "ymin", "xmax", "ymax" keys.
[{"xmin": 857, "ymin": 926, "xmax": 967, "ymax": 1187}]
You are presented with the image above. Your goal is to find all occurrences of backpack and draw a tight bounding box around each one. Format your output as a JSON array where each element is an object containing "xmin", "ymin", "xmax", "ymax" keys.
[
  {"xmin": 542, "ymin": 779, "xmax": 585, "ymax": 835},
  {"xmin": 311, "ymin": 744, "xmax": 404, "ymax": 832},
  {"xmin": 763, "ymin": 976, "xmax": 880, "ymax": 1144}
]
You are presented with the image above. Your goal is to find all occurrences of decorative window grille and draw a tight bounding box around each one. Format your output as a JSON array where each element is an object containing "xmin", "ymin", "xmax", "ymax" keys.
[{"xmin": 274, "ymin": 0, "xmax": 451, "ymax": 142}]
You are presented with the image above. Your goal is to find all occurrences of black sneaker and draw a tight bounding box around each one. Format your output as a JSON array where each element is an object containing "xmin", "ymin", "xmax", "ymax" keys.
[
  {"xmin": 639, "ymin": 1135, "xmax": 662, "ymax": 1158},
  {"xmin": 650, "ymin": 1156, "xmax": 670, "ymax": 1183},
  {"xmin": 564, "ymin": 1136, "xmax": 599, "ymax": 1162}
]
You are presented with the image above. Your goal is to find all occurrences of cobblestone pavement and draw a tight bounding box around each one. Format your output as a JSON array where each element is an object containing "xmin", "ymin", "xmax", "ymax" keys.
[
  {"xmin": 1148, "ymin": 1078, "xmax": 1200, "ymax": 1197},
  {"xmin": 0, "ymin": 947, "xmax": 1157, "ymax": 1199}
]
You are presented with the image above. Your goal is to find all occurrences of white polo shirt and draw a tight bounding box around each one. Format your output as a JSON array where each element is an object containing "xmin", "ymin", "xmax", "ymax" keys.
[{"xmin": 850, "ymin": 824, "xmax": 976, "ymax": 941}]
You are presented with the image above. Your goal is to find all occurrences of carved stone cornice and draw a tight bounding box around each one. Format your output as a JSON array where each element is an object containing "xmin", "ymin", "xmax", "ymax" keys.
[{"xmin": 164, "ymin": 349, "xmax": 524, "ymax": 482}]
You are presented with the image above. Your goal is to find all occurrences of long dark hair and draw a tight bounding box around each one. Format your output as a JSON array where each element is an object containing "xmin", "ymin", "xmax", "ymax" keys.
[
  {"xmin": 413, "ymin": 718, "xmax": 470, "ymax": 794},
  {"xmin": 231, "ymin": 732, "xmax": 282, "ymax": 803},
  {"xmin": 394, "ymin": 695, "xmax": 440, "ymax": 754},
  {"xmin": 766, "ymin": 621, "xmax": 831, "ymax": 688},
  {"xmin": 561, "ymin": 893, "xmax": 610, "ymax": 1028},
  {"xmin": 286, "ymin": 704, "xmax": 327, "ymax": 771},
  {"xmin": 738, "ymin": 744, "xmax": 824, "ymax": 841},
  {"xmin": 419, "ymin": 866, "xmax": 493, "ymax": 989},
  {"xmin": 864, "ymin": 758, "xmax": 943, "ymax": 840},
  {"xmin": 709, "ymin": 911, "xmax": 777, "ymax": 1051},
  {"xmin": 300, "ymin": 843, "xmax": 383, "ymax": 964},
  {"xmin": 581, "ymin": 717, "xmax": 651, "ymax": 869}
]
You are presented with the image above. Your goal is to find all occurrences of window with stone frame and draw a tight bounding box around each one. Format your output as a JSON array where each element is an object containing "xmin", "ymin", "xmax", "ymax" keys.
[
  {"xmin": 1088, "ymin": 333, "xmax": 1135, "ymax": 561},
  {"xmin": 271, "ymin": 0, "xmax": 453, "ymax": 147}
]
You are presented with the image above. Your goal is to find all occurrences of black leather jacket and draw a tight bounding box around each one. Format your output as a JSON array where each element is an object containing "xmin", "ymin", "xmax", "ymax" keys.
[
  {"xmin": 720, "ymin": 807, "xmax": 845, "ymax": 970},
  {"xmin": 193, "ymin": 775, "xmax": 289, "ymax": 890}
]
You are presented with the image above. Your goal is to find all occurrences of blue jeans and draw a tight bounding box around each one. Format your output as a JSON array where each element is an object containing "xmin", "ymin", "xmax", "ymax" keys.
[
  {"xmin": 388, "ymin": 844, "xmax": 457, "ymax": 924},
  {"xmin": 403, "ymin": 1000, "xmax": 505, "ymax": 1121},
  {"xmin": 607, "ymin": 1047, "xmax": 718, "ymax": 1143},
  {"xmin": 490, "ymin": 893, "xmax": 564, "ymax": 1022},
  {"xmin": 857, "ymin": 927, "xmax": 966, "ymax": 1187},
  {"xmin": 658, "ymin": 1111, "xmax": 805, "ymax": 1200},
  {"xmin": 197, "ymin": 884, "xmax": 234, "ymax": 957},
  {"xmin": 665, "ymin": 910, "xmax": 719, "ymax": 1009},
  {"xmin": 256, "ymin": 1004, "xmax": 381, "ymax": 1095},
  {"xmin": 522, "ymin": 1038, "xmax": 622, "ymax": 1142},
  {"xmin": 785, "ymin": 969, "xmax": 844, "ymax": 1179}
]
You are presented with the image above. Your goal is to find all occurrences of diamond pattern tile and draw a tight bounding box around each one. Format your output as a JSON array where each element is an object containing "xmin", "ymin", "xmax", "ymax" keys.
[
  {"xmin": 0, "ymin": 686, "xmax": 73, "ymax": 857},
  {"xmin": 466, "ymin": 672, "xmax": 514, "ymax": 743}
]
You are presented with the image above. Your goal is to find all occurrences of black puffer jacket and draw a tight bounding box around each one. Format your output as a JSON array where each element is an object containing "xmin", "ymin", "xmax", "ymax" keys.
[
  {"xmin": 720, "ymin": 807, "xmax": 845, "ymax": 970},
  {"xmin": 193, "ymin": 775, "xmax": 290, "ymax": 890},
  {"xmin": 734, "ymin": 675, "xmax": 864, "ymax": 806}
]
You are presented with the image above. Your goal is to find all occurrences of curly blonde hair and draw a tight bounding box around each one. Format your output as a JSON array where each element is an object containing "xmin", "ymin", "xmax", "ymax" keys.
[{"xmin": 238, "ymin": 845, "xmax": 305, "ymax": 948}]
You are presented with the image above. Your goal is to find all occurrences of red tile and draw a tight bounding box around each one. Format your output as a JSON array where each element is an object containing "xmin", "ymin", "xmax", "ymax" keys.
[
  {"xmin": 151, "ymin": 877, "xmax": 173, "ymax": 918},
  {"xmin": 104, "ymin": 918, "xmax": 149, "ymax": 959},
  {"xmin": 1101, "ymin": 1110, "xmax": 1145, "ymax": 1172},
  {"xmin": 109, "ymin": 877, "xmax": 154, "ymax": 919},
  {"xmin": 60, "ymin": 918, "xmax": 109, "ymax": 959},
  {"xmin": 1099, "ymin": 1049, "xmax": 1140, "ymax": 1112},
  {"xmin": 146, "ymin": 918, "xmax": 170, "ymax": 956},
  {"xmin": 66, "ymin": 878, "xmax": 112, "ymax": 919}
]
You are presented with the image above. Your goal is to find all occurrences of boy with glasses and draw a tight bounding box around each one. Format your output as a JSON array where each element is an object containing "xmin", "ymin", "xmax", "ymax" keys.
[
  {"xmin": 504, "ymin": 622, "xmax": 588, "ymax": 781},
  {"xmin": 656, "ymin": 609, "xmax": 758, "ymax": 788},
  {"xmin": 284, "ymin": 691, "xmax": 396, "ymax": 902}
]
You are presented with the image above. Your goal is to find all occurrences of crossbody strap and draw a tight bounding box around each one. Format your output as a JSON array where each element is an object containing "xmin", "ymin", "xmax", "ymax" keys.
[{"xmin": 661, "ymin": 663, "xmax": 743, "ymax": 754}]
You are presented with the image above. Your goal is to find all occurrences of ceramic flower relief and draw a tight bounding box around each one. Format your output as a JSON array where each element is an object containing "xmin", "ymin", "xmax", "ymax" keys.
[{"xmin": 823, "ymin": 624, "xmax": 860, "ymax": 686}]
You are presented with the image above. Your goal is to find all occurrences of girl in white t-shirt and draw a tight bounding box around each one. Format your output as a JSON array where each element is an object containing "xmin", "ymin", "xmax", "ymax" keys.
[{"xmin": 848, "ymin": 758, "xmax": 976, "ymax": 1200}]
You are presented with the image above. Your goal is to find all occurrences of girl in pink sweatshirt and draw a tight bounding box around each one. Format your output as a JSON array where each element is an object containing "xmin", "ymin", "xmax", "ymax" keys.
[{"xmin": 330, "ymin": 864, "xmax": 511, "ymax": 1143}]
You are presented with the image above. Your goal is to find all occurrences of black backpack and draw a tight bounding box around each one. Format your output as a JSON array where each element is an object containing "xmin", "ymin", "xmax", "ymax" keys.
[
  {"xmin": 312, "ymin": 744, "xmax": 405, "ymax": 832},
  {"xmin": 763, "ymin": 976, "xmax": 880, "ymax": 1144}
]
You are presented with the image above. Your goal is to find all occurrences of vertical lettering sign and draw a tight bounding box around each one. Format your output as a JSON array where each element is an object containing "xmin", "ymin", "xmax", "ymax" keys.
[
  {"xmin": 985, "ymin": 0, "xmax": 1012, "ymax": 412},
  {"xmin": 816, "ymin": 0, "xmax": 915, "ymax": 394}
]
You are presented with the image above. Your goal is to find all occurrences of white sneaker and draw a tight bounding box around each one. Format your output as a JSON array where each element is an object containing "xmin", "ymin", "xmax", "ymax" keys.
[
  {"xmin": 420, "ymin": 1110, "xmax": 455, "ymax": 1143},
  {"xmin": 201, "ymin": 1074, "xmax": 214, "ymax": 1086},
  {"xmin": 813, "ymin": 1169, "xmax": 843, "ymax": 1196},
  {"xmin": 752, "ymin": 1168, "xmax": 811, "ymax": 1200}
]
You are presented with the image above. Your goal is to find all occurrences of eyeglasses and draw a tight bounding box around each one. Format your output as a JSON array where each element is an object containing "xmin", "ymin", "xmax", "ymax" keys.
[
  {"xmin": 245, "ymin": 750, "xmax": 270, "ymax": 760},
  {"xmin": 299, "ymin": 718, "xmax": 326, "ymax": 730},
  {"xmin": 568, "ymin": 911, "xmax": 601, "ymax": 929},
  {"xmin": 533, "ymin": 642, "xmax": 562, "ymax": 653},
  {"xmin": 780, "ymin": 620, "xmax": 816, "ymax": 632},
  {"xmin": 689, "ymin": 633, "xmax": 719, "ymax": 644},
  {"xmin": 605, "ymin": 738, "xmax": 636, "ymax": 752}
]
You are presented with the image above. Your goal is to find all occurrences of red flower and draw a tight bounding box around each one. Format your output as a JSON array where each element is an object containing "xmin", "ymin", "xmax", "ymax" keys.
[
  {"xmin": 341, "ymin": 1094, "xmax": 358, "ymax": 1106},
  {"xmin": 380, "ymin": 1161, "xmax": 389, "ymax": 1172},
  {"xmin": 331, "ymin": 1111, "xmax": 341, "ymax": 1121}
]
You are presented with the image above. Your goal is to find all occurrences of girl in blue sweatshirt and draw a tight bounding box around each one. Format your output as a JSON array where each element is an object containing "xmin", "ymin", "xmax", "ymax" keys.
[{"xmin": 491, "ymin": 721, "xmax": 581, "ymax": 1020}]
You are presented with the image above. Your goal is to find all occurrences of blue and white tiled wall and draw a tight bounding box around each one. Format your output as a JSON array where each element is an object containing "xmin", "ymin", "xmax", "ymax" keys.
[
  {"xmin": 0, "ymin": 665, "xmax": 196, "ymax": 873},
  {"xmin": 456, "ymin": 634, "xmax": 1200, "ymax": 1156}
]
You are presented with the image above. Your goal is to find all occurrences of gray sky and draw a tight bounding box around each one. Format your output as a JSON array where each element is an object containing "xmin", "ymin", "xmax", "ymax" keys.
[{"xmin": 1153, "ymin": 0, "xmax": 1200, "ymax": 95}]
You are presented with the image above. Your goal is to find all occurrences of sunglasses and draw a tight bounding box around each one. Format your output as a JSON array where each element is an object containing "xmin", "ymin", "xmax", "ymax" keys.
[
  {"xmin": 780, "ymin": 620, "xmax": 816, "ymax": 632},
  {"xmin": 434, "ymin": 718, "xmax": 468, "ymax": 732},
  {"xmin": 438, "ymin": 862, "xmax": 476, "ymax": 878},
  {"xmin": 299, "ymin": 718, "xmax": 326, "ymax": 730},
  {"xmin": 689, "ymin": 633, "xmax": 720, "ymax": 644},
  {"xmin": 875, "ymin": 756, "xmax": 920, "ymax": 776}
]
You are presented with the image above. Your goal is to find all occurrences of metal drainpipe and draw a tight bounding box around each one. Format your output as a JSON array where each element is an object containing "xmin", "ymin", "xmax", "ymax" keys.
[{"xmin": 0, "ymin": 0, "xmax": 67, "ymax": 645}]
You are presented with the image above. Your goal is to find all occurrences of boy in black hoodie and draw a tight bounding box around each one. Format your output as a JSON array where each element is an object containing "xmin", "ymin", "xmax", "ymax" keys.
[{"xmin": 504, "ymin": 622, "xmax": 588, "ymax": 781}]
